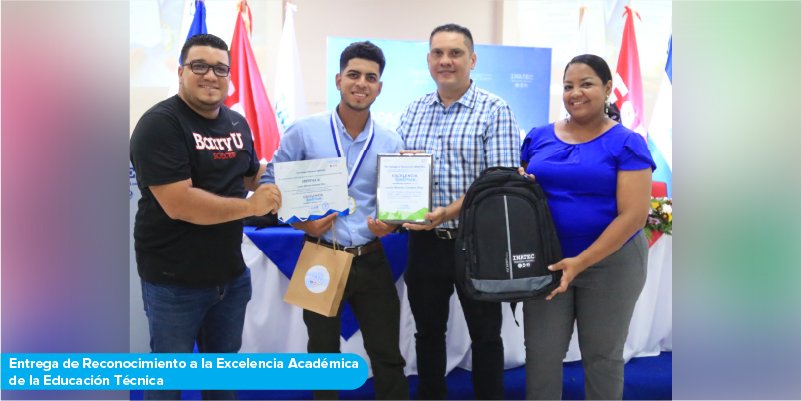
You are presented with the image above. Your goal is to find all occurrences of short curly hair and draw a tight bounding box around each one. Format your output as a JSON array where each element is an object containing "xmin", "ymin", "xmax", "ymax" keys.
[{"xmin": 340, "ymin": 41, "xmax": 386, "ymax": 75}]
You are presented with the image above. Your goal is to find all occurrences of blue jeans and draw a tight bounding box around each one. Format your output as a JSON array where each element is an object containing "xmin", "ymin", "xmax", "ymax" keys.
[{"xmin": 141, "ymin": 268, "xmax": 252, "ymax": 400}]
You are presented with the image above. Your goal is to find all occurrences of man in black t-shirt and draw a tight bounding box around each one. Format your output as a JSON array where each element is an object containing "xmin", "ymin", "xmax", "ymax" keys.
[{"xmin": 130, "ymin": 34, "xmax": 280, "ymax": 400}]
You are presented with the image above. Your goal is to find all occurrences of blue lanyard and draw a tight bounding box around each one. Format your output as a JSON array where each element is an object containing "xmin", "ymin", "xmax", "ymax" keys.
[{"xmin": 329, "ymin": 110, "xmax": 375, "ymax": 188}]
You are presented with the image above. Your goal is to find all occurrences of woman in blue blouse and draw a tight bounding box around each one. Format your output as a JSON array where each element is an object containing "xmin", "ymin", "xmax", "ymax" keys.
[{"xmin": 519, "ymin": 54, "xmax": 655, "ymax": 400}]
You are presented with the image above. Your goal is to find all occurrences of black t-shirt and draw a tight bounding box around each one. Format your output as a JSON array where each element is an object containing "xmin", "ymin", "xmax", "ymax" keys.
[{"xmin": 130, "ymin": 95, "xmax": 259, "ymax": 287}]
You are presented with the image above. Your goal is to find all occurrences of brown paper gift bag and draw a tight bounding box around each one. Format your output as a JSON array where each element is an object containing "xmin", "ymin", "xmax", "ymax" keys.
[{"xmin": 283, "ymin": 240, "xmax": 354, "ymax": 317}]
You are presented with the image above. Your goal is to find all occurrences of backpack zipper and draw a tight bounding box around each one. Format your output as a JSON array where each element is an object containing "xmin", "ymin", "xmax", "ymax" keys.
[{"xmin": 503, "ymin": 195, "xmax": 513, "ymax": 280}]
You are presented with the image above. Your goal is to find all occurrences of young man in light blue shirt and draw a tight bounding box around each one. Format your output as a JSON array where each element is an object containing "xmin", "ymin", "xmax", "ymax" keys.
[{"xmin": 261, "ymin": 41, "xmax": 408, "ymax": 400}]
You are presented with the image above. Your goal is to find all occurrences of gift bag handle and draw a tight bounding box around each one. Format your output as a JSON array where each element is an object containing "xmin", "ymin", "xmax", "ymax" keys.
[{"xmin": 316, "ymin": 218, "xmax": 340, "ymax": 252}]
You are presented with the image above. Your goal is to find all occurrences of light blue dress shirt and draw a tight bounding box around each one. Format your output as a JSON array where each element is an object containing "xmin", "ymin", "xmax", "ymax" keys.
[{"xmin": 262, "ymin": 109, "xmax": 404, "ymax": 246}]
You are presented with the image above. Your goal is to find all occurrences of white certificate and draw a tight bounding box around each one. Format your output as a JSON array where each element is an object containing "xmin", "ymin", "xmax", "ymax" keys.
[
  {"xmin": 376, "ymin": 154, "xmax": 433, "ymax": 224},
  {"xmin": 274, "ymin": 157, "xmax": 349, "ymax": 224}
]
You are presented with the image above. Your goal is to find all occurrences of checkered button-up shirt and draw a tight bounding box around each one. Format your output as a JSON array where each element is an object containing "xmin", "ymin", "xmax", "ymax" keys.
[{"xmin": 397, "ymin": 82, "xmax": 521, "ymax": 229}]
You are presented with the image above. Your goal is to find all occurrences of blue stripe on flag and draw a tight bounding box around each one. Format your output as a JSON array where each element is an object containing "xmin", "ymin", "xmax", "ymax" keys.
[
  {"xmin": 665, "ymin": 36, "xmax": 672, "ymax": 84},
  {"xmin": 180, "ymin": 0, "xmax": 207, "ymax": 63},
  {"xmin": 648, "ymin": 135, "xmax": 672, "ymax": 197}
]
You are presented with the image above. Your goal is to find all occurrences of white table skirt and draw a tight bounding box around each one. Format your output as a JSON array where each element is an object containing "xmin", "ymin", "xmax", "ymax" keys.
[{"xmin": 240, "ymin": 234, "xmax": 672, "ymax": 376}]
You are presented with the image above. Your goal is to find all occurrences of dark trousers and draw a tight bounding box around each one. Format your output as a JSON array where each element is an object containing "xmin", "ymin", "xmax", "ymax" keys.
[
  {"xmin": 303, "ymin": 249, "xmax": 409, "ymax": 400},
  {"xmin": 405, "ymin": 231, "xmax": 505, "ymax": 400}
]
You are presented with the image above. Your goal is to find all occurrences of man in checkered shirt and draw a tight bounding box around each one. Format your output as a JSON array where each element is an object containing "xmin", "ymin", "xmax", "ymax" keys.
[{"xmin": 396, "ymin": 23, "xmax": 521, "ymax": 400}]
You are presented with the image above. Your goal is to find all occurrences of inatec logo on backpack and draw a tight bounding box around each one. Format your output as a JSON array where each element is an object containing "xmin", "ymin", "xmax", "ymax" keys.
[
  {"xmin": 512, "ymin": 253, "xmax": 537, "ymax": 269},
  {"xmin": 512, "ymin": 253, "xmax": 536, "ymax": 269}
]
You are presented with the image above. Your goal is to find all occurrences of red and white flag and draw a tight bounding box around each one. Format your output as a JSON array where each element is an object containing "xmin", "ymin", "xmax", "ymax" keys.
[
  {"xmin": 225, "ymin": 0, "xmax": 281, "ymax": 162},
  {"xmin": 612, "ymin": 6, "xmax": 646, "ymax": 138}
]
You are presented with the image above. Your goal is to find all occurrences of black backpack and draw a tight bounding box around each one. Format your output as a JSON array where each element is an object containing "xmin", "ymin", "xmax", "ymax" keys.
[{"xmin": 454, "ymin": 167, "xmax": 562, "ymax": 302}]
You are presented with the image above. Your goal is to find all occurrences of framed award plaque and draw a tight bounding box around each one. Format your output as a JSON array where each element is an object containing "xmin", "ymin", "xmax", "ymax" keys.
[{"xmin": 376, "ymin": 153, "xmax": 433, "ymax": 224}]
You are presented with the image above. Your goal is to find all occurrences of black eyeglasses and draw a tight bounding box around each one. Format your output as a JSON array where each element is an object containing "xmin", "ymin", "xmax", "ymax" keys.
[{"xmin": 183, "ymin": 62, "xmax": 230, "ymax": 77}]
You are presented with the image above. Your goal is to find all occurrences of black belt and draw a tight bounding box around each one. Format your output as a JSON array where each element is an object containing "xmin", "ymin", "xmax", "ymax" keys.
[
  {"xmin": 433, "ymin": 228, "xmax": 457, "ymax": 240},
  {"xmin": 304, "ymin": 236, "xmax": 383, "ymax": 257}
]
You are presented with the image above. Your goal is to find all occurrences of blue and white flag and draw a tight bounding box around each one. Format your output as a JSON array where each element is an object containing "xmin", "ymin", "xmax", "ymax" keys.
[
  {"xmin": 274, "ymin": 2, "xmax": 307, "ymax": 134},
  {"xmin": 648, "ymin": 36, "xmax": 672, "ymax": 195},
  {"xmin": 179, "ymin": 0, "xmax": 207, "ymax": 63},
  {"xmin": 185, "ymin": 0, "xmax": 207, "ymax": 39},
  {"xmin": 168, "ymin": 0, "xmax": 208, "ymax": 96}
]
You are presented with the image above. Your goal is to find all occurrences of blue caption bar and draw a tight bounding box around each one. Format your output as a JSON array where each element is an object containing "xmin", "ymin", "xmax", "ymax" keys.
[{"xmin": 1, "ymin": 353, "xmax": 367, "ymax": 390}]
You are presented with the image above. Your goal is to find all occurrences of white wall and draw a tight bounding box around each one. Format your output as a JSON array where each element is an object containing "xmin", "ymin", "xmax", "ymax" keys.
[
  {"xmin": 130, "ymin": 0, "xmax": 282, "ymax": 129},
  {"xmin": 130, "ymin": 0, "xmax": 670, "ymax": 130},
  {"xmin": 290, "ymin": 0, "xmax": 502, "ymax": 113},
  {"xmin": 130, "ymin": 0, "xmax": 503, "ymax": 129},
  {"xmin": 503, "ymin": 0, "xmax": 672, "ymax": 124}
]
